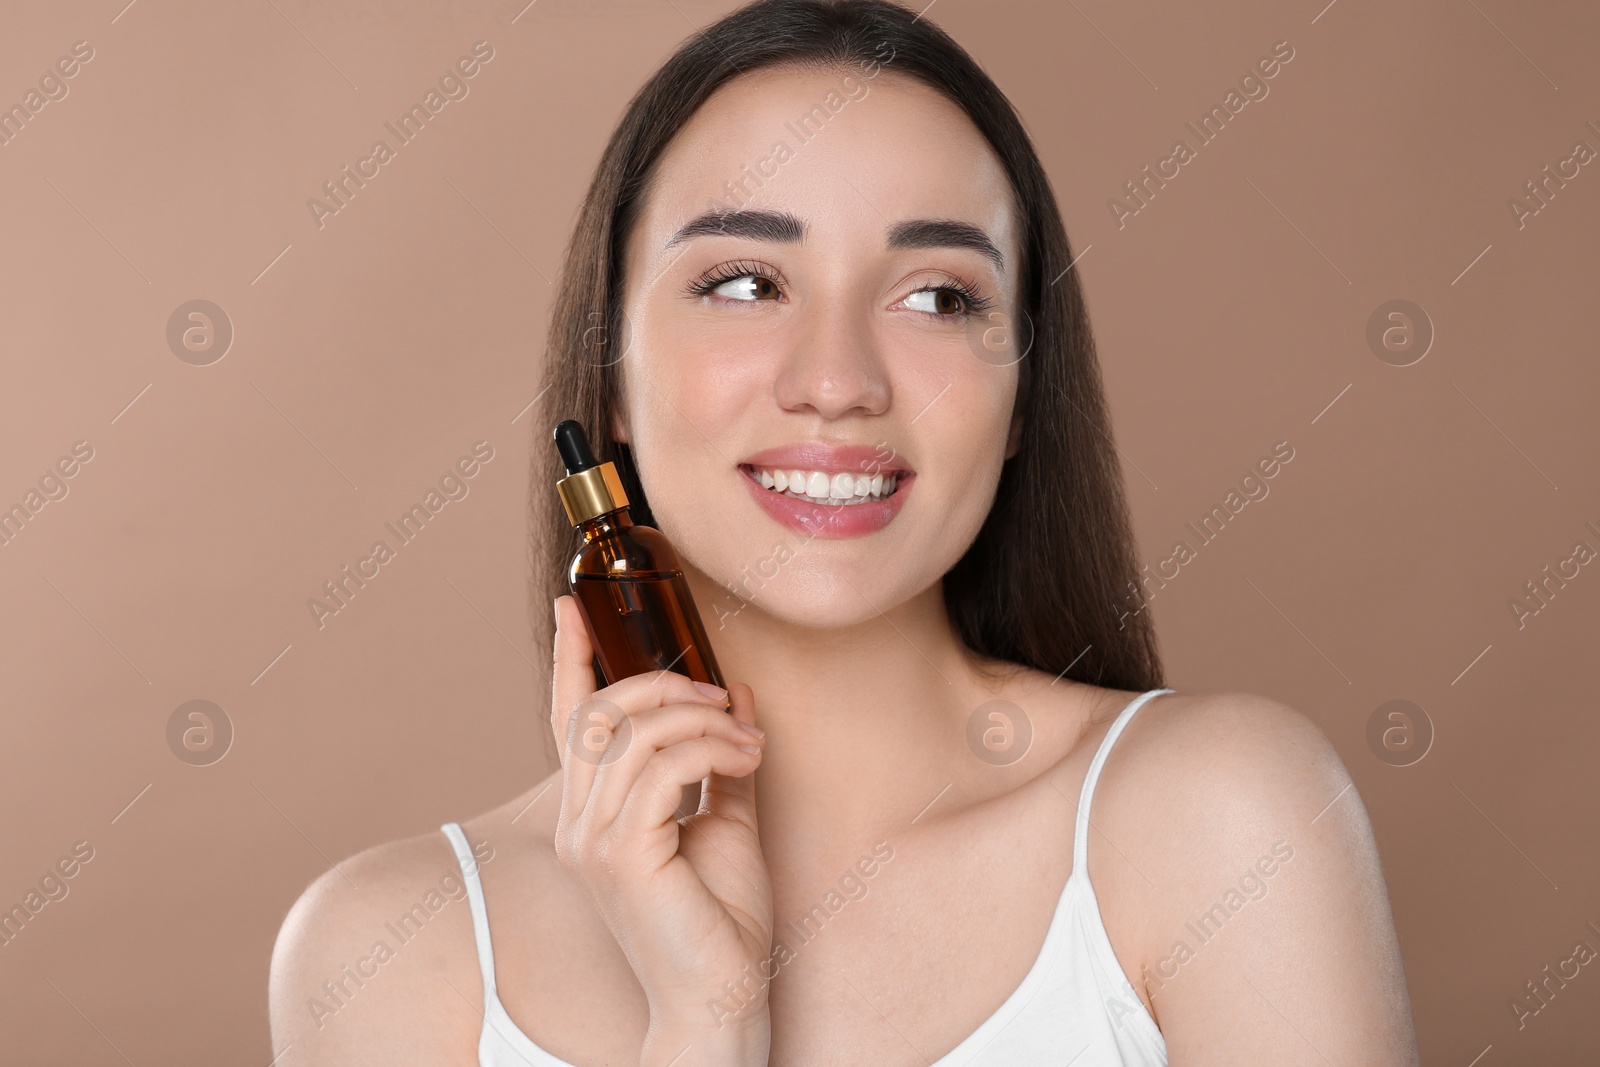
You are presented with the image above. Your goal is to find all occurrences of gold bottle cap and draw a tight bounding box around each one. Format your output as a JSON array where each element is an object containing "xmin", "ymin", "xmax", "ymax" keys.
[
  {"xmin": 556, "ymin": 461, "xmax": 629, "ymax": 526},
  {"xmin": 554, "ymin": 419, "xmax": 630, "ymax": 526}
]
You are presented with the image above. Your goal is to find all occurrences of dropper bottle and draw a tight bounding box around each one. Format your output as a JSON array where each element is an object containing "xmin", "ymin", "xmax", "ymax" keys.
[{"xmin": 553, "ymin": 419, "xmax": 728, "ymax": 701}]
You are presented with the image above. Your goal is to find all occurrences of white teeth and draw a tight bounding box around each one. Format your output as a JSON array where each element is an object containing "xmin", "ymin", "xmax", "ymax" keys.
[{"xmin": 746, "ymin": 465, "xmax": 903, "ymax": 505}]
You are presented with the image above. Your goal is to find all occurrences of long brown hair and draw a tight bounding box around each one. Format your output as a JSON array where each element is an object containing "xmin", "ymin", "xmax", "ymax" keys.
[{"xmin": 529, "ymin": 0, "xmax": 1163, "ymax": 738}]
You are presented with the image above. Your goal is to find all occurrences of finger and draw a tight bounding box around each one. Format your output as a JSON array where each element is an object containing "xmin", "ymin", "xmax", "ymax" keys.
[
  {"xmin": 553, "ymin": 594, "xmax": 733, "ymax": 823},
  {"xmin": 552, "ymin": 594, "xmax": 602, "ymax": 820},
  {"xmin": 551, "ymin": 595, "xmax": 596, "ymax": 752},
  {"xmin": 700, "ymin": 682, "xmax": 760, "ymax": 824},
  {"xmin": 582, "ymin": 699, "xmax": 764, "ymax": 828},
  {"xmin": 613, "ymin": 734, "xmax": 764, "ymax": 844},
  {"xmin": 606, "ymin": 667, "xmax": 731, "ymax": 715},
  {"xmin": 568, "ymin": 666, "xmax": 733, "ymax": 803}
]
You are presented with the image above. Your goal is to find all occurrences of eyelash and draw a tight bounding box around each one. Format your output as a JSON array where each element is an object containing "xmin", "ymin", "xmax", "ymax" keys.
[{"xmin": 682, "ymin": 259, "xmax": 997, "ymax": 319}]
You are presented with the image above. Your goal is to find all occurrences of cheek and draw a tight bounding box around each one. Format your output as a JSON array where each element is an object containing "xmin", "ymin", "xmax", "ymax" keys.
[
  {"xmin": 623, "ymin": 353, "xmax": 770, "ymax": 510},
  {"xmin": 921, "ymin": 371, "xmax": 1015, "ymax": 512},
  {"xmin": 932, "ymin": 450, "xmax": 1006, "ymax": 544},
  {"xmin": 628, "ymin": 325, "xmax": 762, "ymax": 423},
  {"xmin": 937, "ymin": 359, "xmax": 1017, "ymax": 452},
  {"xmin": 620, "ymin": 364, "xmax": 742, "ymax": 530}
]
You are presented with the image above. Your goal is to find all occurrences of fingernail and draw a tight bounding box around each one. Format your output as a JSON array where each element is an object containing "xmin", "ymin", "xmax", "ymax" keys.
[
  {"xmin": 737, "ymin": 719, "xmax": 764, "ymax": 739},
  {"xmin": 552, "ymin": 596, "xmax": 561, "ymax": 626},
  {"xmin": 737, "ymin": 743, "xmax": 762, "ymax": 755},
  {"xmin": 694, "ymin": 680, "xmax": 728, "ymax": 700}
]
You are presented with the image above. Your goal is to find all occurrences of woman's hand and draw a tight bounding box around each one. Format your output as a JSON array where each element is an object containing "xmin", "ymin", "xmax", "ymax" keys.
[{"xmin": 549, "ymin": 594, "xmax": 773, "ymax": 1063}]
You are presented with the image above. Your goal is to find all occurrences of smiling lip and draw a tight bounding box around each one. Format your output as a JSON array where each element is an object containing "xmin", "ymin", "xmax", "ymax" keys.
[
  {"xmin": 740, "ymin": 442, "xmax": 913, "ymax": 475},
  {"xmin": 739, "ymin": 464, "xmax": 913, "ymax": 538},
  {"xmin": 737, "ymin": 442, "xmax": 914, "ymax": 539}
]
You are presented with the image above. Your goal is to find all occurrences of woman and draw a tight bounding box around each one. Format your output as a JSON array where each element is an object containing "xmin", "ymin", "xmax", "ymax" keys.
[{"xmin": 269, "ymin": 1, "xmax": 1419, "ymax": 1063}]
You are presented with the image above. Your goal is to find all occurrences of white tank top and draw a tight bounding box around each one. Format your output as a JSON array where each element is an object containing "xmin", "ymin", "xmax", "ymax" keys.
[{"xmin": 441, "ymin": 687, "xmax": 1174, "ymax": 1066}]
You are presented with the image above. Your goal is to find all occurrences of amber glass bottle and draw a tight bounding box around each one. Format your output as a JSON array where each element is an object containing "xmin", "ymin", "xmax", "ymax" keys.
[{"xmin": 553, "ymin": 420, "xmax": 728, "ymax": 702}]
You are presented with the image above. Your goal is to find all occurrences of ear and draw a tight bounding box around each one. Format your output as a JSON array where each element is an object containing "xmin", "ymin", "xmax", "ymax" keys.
[{"xmin": 610, "ymin": 406, "xmax": 630, "ymax": 445}]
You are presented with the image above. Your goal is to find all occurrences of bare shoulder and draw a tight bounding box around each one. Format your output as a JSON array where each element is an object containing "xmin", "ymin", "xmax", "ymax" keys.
[
  {"xmin": 1091, "ymin": 688, "xmax": 1420, "ymax": 1063},
  {"xmin": 1096, "ymin": 688, "xmax": 1365, "ymax": 909},
  {"xmin": 267, "ymin": 824, "xmax": 486, "ymax": 1064},
  {"xmin": 1112, "ymin": 688, "xmax": 1350, "ymax": 823}
]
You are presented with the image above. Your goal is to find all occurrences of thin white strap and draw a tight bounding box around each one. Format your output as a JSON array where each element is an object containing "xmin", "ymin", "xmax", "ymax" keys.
[
  {"xmin": 440, "ymin": 821, "xmax": 499, "ymax": 998},
  {"xmin": 1071, "ymin": 689, "xmax": 1174, "ymax": 878}
]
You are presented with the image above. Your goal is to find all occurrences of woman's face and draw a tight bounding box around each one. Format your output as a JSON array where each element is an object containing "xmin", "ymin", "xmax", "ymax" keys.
[{"xmin": 615, "ymin": 65, "xmax": 1024, "ymax": 628}]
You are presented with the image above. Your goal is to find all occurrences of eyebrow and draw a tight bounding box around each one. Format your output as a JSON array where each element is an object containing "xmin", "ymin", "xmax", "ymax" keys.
[{"xmin": 664, "ymin": 209, "xmax": 1005, "ymax": 273}]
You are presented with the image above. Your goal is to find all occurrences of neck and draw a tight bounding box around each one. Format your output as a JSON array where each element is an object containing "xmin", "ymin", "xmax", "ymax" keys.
[{"xmin": 683, "ymin": 564, "xmax": 1021, "ymax": 851}]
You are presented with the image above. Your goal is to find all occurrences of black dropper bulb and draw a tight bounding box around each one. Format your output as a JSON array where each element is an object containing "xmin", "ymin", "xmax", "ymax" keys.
[{"xmin": 554, "ymin": 419, "xmax": 598, "ymax": 475}]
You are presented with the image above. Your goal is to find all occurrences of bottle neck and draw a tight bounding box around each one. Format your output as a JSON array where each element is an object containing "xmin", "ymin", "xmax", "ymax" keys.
[{"xmin": 577, "ymin": 506, "xmax": 633, "ymax": 542}]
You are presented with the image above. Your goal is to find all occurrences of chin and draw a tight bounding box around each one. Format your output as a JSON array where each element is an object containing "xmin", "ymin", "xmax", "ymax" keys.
[
  {"xmin": 665, "ymin": 479, "xmax": 965, "ymax": 628},
  {"xmin": 703, "ymin": 551, "xmax": 927, "ymax": 633}
]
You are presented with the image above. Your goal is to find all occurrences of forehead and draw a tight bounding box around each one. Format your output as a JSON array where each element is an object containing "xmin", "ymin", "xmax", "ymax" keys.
[{"xmin": 632, "ymin": 65, "xmax": 1017, "ymax": 271}]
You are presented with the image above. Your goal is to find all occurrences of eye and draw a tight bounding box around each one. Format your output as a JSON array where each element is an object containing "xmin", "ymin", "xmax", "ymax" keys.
[
  {"xmin": 901, "ymin": 278, "xmax": 995, "ymax": 320},
  {"xmin": 712, "ymin": 274, "xmax": 781, "ymax": 301},
  {"xmin": 905, "ymin": 288, "xmax": 972, "ymax": 316},
  {"xmin": 684, "ymin": 260, "xmax": 786, "ymax": 303}
]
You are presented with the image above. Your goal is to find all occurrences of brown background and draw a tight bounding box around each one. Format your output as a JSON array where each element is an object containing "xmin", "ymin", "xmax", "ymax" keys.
[{"xmin": 2, "ymin": 0, "xmax": 1597, "ymax": 1062}]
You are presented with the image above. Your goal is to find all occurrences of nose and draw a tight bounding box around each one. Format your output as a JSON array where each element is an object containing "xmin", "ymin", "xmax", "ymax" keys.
[{"xmin": 772, "ymin": 305, "xmax": 891, "ymax": 420}]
